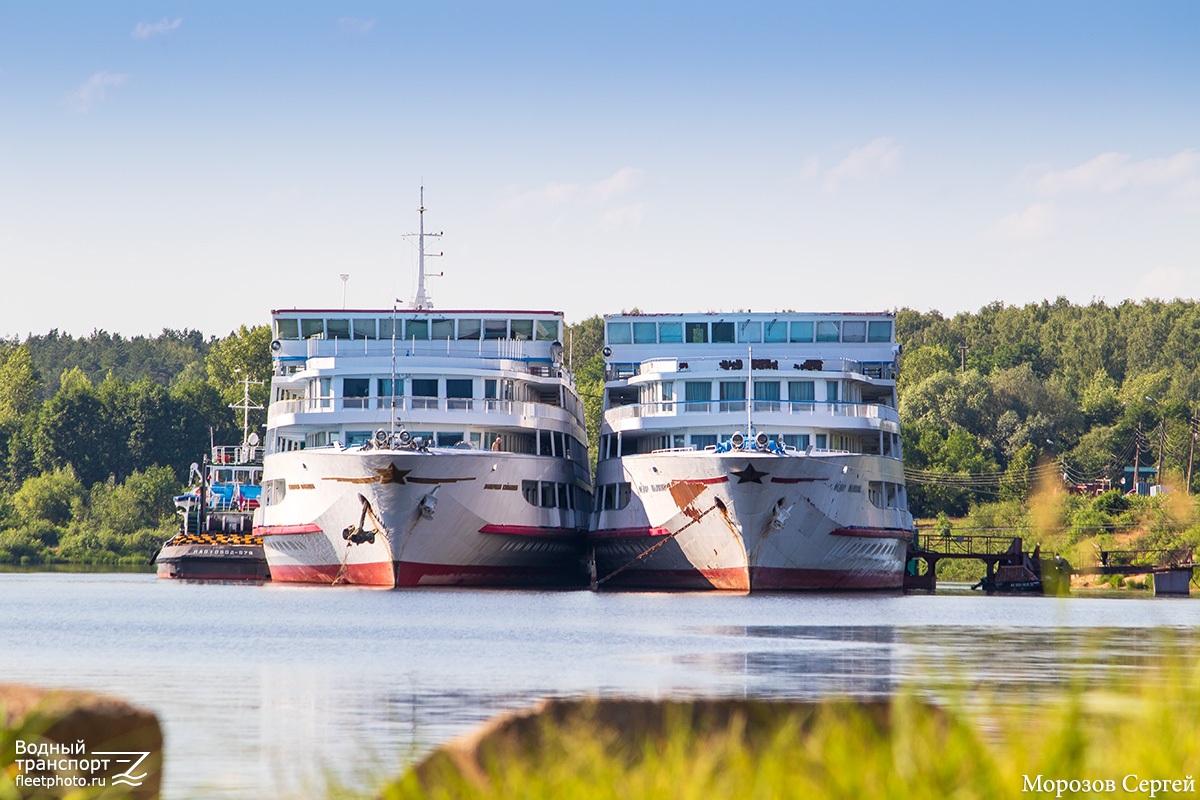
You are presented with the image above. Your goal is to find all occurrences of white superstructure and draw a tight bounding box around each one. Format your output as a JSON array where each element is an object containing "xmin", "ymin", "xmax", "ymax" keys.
[
  {"xmin": 255, "ymin": 197, "xmax": 591, "ymax": 587},
  {"xmin": 589, "ymin": 312, "xmax": 912, "ymax": 591}
]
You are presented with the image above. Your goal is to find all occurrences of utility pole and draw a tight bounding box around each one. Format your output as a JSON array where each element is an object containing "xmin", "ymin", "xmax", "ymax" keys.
[
  {"xmin": 959, "ymin": 342, "xmax": 967, "ymax": 373},
  {"xmin": 1187, "ymin": 413, "xmax": 1197, "ymax": 495},
  {"xmin": 1156, "ymin": 420, "xmax": 1166, "ymax": 493},
  {"xmin": 1132, "ymin": 421, "xmax": 1141, "ymax": 496}
]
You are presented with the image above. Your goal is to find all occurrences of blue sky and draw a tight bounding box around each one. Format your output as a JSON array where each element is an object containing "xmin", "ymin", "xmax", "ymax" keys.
[{"xmin": 1, "ymin": 1, "xmax": 1197, "ymax": 338}]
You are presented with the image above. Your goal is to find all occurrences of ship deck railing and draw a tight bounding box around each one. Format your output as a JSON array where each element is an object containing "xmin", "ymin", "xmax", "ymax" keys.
[
  {"xmin": 285, "ymin": 336, "xmax": 562, "ymax": 376},
  {"xmin": 268, "ymin": 395, "xmax": 580, "ymax": 424},
  {"xmin": 607, "ymin": 357, "xmax": 896, "ymax": 381},
  {"xmin": 604, "ymin": 399, "xmax": 900, "ymax": 425}
]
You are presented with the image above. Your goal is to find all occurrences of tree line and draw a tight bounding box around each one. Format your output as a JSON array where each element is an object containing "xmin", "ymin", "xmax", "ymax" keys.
[
  {"xmin": 0, "ymin": 326, "xmax": 271, "ymax": 565},
  {"xmin": 3, "ymin": 298, "xmax": 1199, "ymax": 565}
]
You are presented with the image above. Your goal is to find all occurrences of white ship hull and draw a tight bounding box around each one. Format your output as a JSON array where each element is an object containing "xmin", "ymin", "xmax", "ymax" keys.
[
  {"xmin": 256, "ymin": 448, "xmax": 587, "ymax": 588},
  {"xmin": 590, "ymin": 452, "xmax": 911, "ymax": 591}
]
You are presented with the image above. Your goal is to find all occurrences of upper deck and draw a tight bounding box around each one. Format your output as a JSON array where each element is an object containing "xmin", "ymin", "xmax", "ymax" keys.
[
  {"xmin": 602, "ymin": 312, "xmax": 899, "ymax": 382},
  {"xmin": 270, "ymin": 308, "xmax": 566, "ymax": 375}
]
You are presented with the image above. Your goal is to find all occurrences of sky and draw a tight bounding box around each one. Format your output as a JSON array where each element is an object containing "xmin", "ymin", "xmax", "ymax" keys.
[{"xmin": 1, "ymin": 1, "xmax": 1198, "ymax": 338}]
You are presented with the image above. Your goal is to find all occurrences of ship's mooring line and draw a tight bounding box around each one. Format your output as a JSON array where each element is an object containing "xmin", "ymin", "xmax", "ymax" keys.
[{"xmin": 595, "ymin": 503, "xmax": 719, "ymax": 587}]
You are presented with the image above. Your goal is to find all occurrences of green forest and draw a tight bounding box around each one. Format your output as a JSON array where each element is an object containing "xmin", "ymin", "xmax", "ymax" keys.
[{"xmin": 3, "ymin": 297, "xmax": 1200, "ymax": 575}]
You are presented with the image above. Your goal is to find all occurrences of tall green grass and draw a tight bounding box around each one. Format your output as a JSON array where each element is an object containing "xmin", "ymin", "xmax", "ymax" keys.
[{"xmin": 381, "ymin": 655, "xmax": 1200, "ymax": 799}]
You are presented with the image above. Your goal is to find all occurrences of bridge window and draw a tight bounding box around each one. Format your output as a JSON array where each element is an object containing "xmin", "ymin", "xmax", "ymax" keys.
[
  {"xmin": 379, "ymin": 317, "xmax": 397, "ymax": 339},
  {"xmin": 484, "ymin": 319, "xmax": 508, "ymax": 340},
  {"xmin": 816, "ymin": 321, "xmax": 840, "ymax": 342},
  {"xmin": 842, "ymin": 321, "xmax": 866, "ymax": 343},
  {"xmin": 763, "ymin": 320, "xmax": 787, "ymax": 342},
  {"xmin": 607, "ymin": 322, "xmax": 632, "ymax": 344},
  {"xmin": 431, "ymin": 318, "xmax": 454, "ymax": 340},
  {"xmin": 739, "ymin": 321, "xmax": 761, "ymax": 342},
  {"xmin": 712, "ymin": 322, "xmax": 735, "ymax": 343},
  {"xmin": 276, "ymin": 319, "xmax": 300, "ymax": 340},
  {"xmin": 511, "ymin": 319, "xmax": 534, "ymax": 340},
  {"xmin": 458, "ymin": 318, "xmax": 481, "ymax": 339},
  {"xmin": 686, "ymin": 322, "xmax": 709, "ymax": 343},
  {"xmin": 406, "ymin": 319, "xmax": 429, "ymax": 340},
  {"xmin": 790, "ymin": 321, "xmax": 813, "ymax": 342},
  {"xmin": 301, "ymin": 318, "xmax": 324, "ymax": 339},
  {"xmin": 633, "ymin": 322, "xmax": 657, "ymax": 343},
  {"xmin": 326, "ymin": 318, "xmax": 350, "ymax": 339},
  {"xmin": 659, "ymin": 322, "xmax": 683, "ymax": 343},
  {"xmin": 535, "ymin": 319, "xmax": 559, "ymax": 341},
  {"xmin": 352, "ymin": 319, "xmax": 376, "ymax": 339},
  {"xmin": 868, "ymin": 320, "xmax": 893, "ymax": 342}
]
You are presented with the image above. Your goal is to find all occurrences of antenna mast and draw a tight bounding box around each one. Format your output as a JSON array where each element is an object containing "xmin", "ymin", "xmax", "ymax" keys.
[
  {"xmin": 230, "ymin": 372, "xmax": 264, "ymax": 452},
  {"xmin": 409, "ymin": 187, "xmax": 443, "ymax": 310}
]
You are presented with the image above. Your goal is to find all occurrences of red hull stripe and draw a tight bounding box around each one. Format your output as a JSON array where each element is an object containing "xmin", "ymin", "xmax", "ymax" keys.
[
  {"xmin": 477, "ymin": 524, "xmax": 581, "ymax": 538},
  {"xmin": 769, "ymin": 477, "xmax": 827, "ymax": 484},
  {"xmin": 269, "ymin": 561, "xmax": 395, "ymax": 587},
  {"xmin": 829, "ymin": 526, "xmax": 914, "ymax": 540},
  {"xmin": 255, "ymin": 524, "xmax": 323, "ymax": 536},
  {"xmin": 269, "ymin": 560, "xmax": 584, "ymax": 588},
  {"xmin": 675, "ymin": 477, "xmax": 729, "ymax": 485},
  {"xmin": 588, "ymin": 526, "xmax": 672, "ymax": 540}
]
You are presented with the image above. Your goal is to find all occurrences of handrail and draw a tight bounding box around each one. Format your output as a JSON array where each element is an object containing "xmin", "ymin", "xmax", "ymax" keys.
[
  {"xmin": 603, "ymin": 400, "xmax": 900, "ymax": 424},
  {"xmin": 268, "ymin": 394, "xmax": 581, "ymax": 424}
]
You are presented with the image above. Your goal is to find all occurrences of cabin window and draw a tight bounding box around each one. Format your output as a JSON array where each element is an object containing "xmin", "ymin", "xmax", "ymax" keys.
[
  {"xmin": 739, "ymin": 321, "xmax": 761, "ymax": 343},
  {"xmin": 345, "ymin": 431, "xmax": 370, "ymax": 446},
  {"xmin": 535, "ymin": 319, "xmax": 559, "ymax": 341},
  {"xmin": 326, "ymin": 318, "xmax": 350, "ymax": 339},
  {"xmin": 661, "ymin": 382, "xmax": 674, "ymax": 402},
  {"xmin": 816, "ymin": 321, "xmax": 840, "ymax": 342},
  {"xmin": 868, "ymin": 321, "xmax": 892, "ymax": 342},
  {"xmin": 510, "ymin": 320, "xmax": 534, "ymax": 340},
  {"xmin": 541, "ymin": 482, "xmax": 557, "ymax": 508},
  {"xmin": 276, "ymin": 319, "xmax": 300, "ymax": 340},
  {"xmin": 445, "ymin": 379, "xmax": 473, "ymax": 399},
  {"xmin": 685, "ymin": 322, "xmax": 708, "ymax": 343},
  {"xmin": 659, "ymin": 322, "xmax": 683, "ymax": 343},
  {"xmin": 352, "ymin": 319, "xmax": 376, "ymax": 339},
  {"xmin": 815, "ymin": 434, "xmax": 827, "ymax": 449},
  {"xmin": 378, "ymin": 378, "xmax": 403, "ymax": 400},
  {"xmin": 607, "ymin": 322, "xmax": 632, "ymax": 344},
  {"xmin": 379, "ymin": 317, "xmax": 397, "ymax": 339},
  {"xmin": 826, "ymin": 381, "xmax": 839, "ymax": 403},
  {"xmin": 412, "ymin": 378, "xmax": 438, "ymax": 397},
  {"xmin": 484, "ymin": 379, "xmax": 497, "ymax": 399},
  {"xmin": 522, "ymin": 480, "xmax": 538, "ymax": 505},
  {"xmin": 684, "ymin": 381, "xmax": 711, "ymax": 411},
  {"xmin": 484, "ymin": 319, "xmax": 508, "ymax": 340},
  {"xmin": 458, "ymin": 319, "xmax": 482, "ymax": 340},
  {"xmin": 763, "ymin": 320, "xmax": 787, "ymax": 343},
  {"xmin": 719, "ymin": 381, "xmax": 745, "ymax": 411},
  {"xmin": 343, "ymin": 378, "xmax": 369, "ymax": 409},
  {"xmin": 789, "ymin": 381, "xmax": 815, "ymax": 402},
  {"xmin": 790, "ymin": 321, "xmax": 814, "ymax": 342},
  {"xmin": 406, "ymin": 319, "xmax": 429, "ymax": 340},
  {"xmin": 691, "ymin": 434, "xmax": 718, "ymax": 449},
  {"xmin": 712, "ymin": 322, "xmax": 735, "ymax": 343},
  {"xmin": 436, "ymin": 432, "xmax": 464, "ymax": 447},
  {"xmin": 782, "ymin": 434, "xmax": 810, "ymax": 450},
  {"xmin": 262, "ymin": 478, "xmax": 286, "ymax": 506},
  {"xmin": 431, "ymin": 318, "xmax": 455, "ymax": 340},
  {"xmin": 842, "ymin": 321, "xmax": 866, "ymax": 343},
  {"xmin": 301, "ymin": 319, "xmax": 324, "ymax": 339},
  {"xmin": 755, "ymin": 381, "xmax": 780, "ymax": 401},
  {"xmin": 633, "ymin": 322, "xmax": 657, "ymax": 343}
]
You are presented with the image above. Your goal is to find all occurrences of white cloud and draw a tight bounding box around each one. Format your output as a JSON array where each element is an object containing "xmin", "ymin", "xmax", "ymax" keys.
[
  {"xmin": 500, "ymin": 168, "xmax": 645, "ymax": 225},
  {"xmin": 338, "ymin": 18, "xmax": 376, "ymax": 35},
  {"xmin": 131, "ymin": 17, "xmax": 182, "ymax": 40},
  {"xmin": 986, "ymin": 203, "xmax": 1059, "ymax": 242},
  {"xmin": 588, "ymin": 167, "xmax": 644, "ymax": 202},
  {"xmin": 1133, "ymin": 266, "xmax": 1200, "ymax": 301},
  {"xmin": 823, "ymin": 137, "xmax": 900, "ymax": 191},
  {"xmin": 61, "ymin": 71, "xmax": 128, "ymax": 114},
  {"xmin": 1035, "ymin": 149, "xmax": 1200, "ymax": 194},
  {"xmin": 600, "ymin": 204, "xmax": 647, "ymax": 231}
]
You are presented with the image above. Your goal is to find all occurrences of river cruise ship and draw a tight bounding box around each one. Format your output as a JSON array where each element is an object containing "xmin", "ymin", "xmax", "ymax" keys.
[
  {"xmin": 589, "ymin": 312, "xmax": 912, "ymax": 591},
  {"xmin": 254, "ymin": 199, "xmax": 591, "ymax": 587}
]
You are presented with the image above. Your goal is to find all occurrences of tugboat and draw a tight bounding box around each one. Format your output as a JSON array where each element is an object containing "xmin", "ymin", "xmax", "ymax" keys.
[{"xmin": 155, "ymin": 381, "xmax": 272, "ymax": 581}]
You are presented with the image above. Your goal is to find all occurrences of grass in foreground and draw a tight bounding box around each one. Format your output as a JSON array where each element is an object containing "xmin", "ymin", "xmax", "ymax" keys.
[{"xmin": 380, "ymin": 658, "xmax": 1200, "ymax": 800}]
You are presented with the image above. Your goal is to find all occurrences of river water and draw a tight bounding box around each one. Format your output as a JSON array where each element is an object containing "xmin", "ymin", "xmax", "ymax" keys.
[{"xmin": 2, "ymin": 572, "xmax": 1199, "ymax": 798}]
